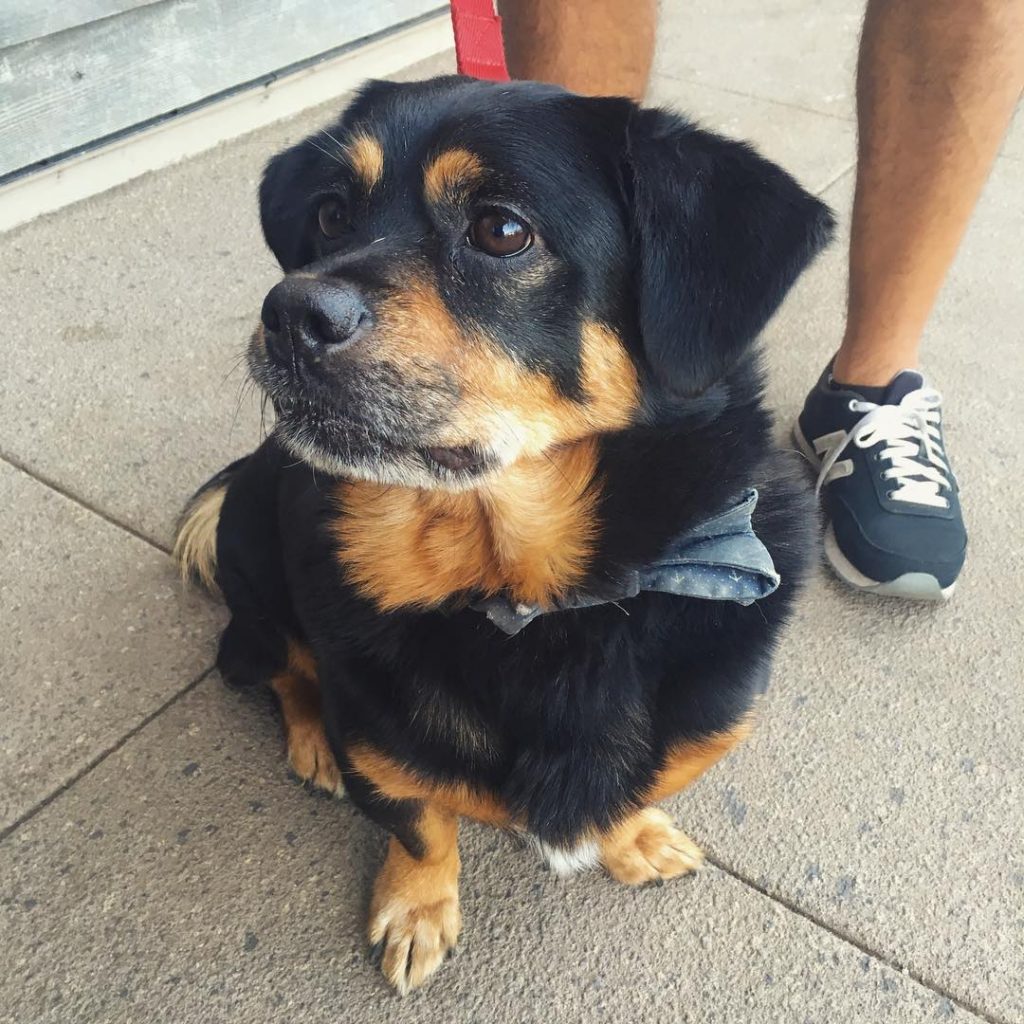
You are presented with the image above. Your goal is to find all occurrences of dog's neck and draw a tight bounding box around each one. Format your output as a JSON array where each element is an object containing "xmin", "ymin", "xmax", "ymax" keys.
[{"xmin": 333, "ymin": 439, "xmax": 602, "ymax": 612}]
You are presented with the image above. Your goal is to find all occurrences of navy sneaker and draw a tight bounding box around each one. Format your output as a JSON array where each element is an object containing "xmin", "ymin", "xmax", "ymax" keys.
[{"xmin": 794, "ymin": 364, "xmax": 967, "ymax": 600}]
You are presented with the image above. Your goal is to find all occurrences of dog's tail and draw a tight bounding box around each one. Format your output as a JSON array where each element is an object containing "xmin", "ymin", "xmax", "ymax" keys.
[{"xmin": 173, "ymin": 457, "xmax": 248, "ymax": 594}]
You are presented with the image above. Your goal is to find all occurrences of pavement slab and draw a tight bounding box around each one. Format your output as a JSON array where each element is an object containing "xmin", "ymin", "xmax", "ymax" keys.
[
  {"xmin": 0, "ymin": 52, "xmax": 456, "ymax": 551},
  {"xmin": 648, "ymin": 76, "xmax": 855, "ymax": 195},
  {"xmin": 654, "ymin": 0, "xmax": 863, "ymax": 120},
  {"xmin": 0, "ymin": 461, "xmax": 223, "ymax": 833},
  {"xmin": 0, "ymin": 114, "xmax": 319, "ymax": 551},
  {"xmin": 1004, "ymin": 107, "xmax": 1023, "ymax": 160},
  {"xmin": 0, "ymin": 678, "xmax": 986, "ymax": 1024}
]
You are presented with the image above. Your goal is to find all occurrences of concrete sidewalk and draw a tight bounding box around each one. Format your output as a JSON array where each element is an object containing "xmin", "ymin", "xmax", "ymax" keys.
[{"xmin": 2, "ymin": 3, "xmax": 1021, "ymax": 1021}]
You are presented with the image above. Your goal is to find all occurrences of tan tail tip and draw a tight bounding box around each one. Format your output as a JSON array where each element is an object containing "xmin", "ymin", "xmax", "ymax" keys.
[{"xmin": 173, "ymin": 484, "xmax": 226, "ymax": 594}]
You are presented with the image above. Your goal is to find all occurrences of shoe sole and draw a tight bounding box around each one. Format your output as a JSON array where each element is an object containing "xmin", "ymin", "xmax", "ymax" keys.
[{"xmin": 792, "ymin": 420, "xmax": 955, "ymax": 602}]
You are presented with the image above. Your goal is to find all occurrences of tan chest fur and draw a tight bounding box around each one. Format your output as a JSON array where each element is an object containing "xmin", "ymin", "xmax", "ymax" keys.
[{"xmin": 333, "ymin": 439, "xmax": 602, "ymax": 611}]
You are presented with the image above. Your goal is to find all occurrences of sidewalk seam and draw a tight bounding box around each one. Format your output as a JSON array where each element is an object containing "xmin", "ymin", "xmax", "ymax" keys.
[
  {"xmin": 0, "ymin": 668, "xmax": 213, "ymax": 845},
  {"xmin": 815, "ymin": 161, "xmax": 856, "ymax": 197},
  {"xmin": 708, "ymin": 854, "xmax": 1006, "ymax": 1024},
  {"xmin": 656, "ymin": 70, "xmax": 857, "ymax": 125},
  {"xmin": 0, "ymin": 448, "xmax": 170, "ymax": 555}
]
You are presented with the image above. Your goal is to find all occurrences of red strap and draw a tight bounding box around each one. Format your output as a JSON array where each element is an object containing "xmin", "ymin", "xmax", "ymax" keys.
[{"xmin": 450, "ymin": 0, "xmax": 510, "ymax": 81}]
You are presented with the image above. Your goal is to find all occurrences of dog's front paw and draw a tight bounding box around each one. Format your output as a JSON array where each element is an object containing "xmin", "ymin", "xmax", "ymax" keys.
[
  {"xmin": 284, "ymin": 715, "xmax": 344, "ymax": 797},
  {"xmin": 600, "ymin": 807, "xmax": 704, "ymax": 885},
  {"xmin": 368, "ymin": 839, "xmax": 461, "ymax": 995},
  {"xmin": 368, "ymin": 888, "xmax": 460, "ymax": 995}
]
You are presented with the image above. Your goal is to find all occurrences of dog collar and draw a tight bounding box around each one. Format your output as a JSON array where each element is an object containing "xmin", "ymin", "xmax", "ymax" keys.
[{"xmin": 472, "ymin": 488, "xmax": 780, "ymax": 635}]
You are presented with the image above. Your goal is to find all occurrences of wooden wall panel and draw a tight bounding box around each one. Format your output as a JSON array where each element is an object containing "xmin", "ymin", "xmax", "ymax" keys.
[{"xmin": 0, "ymin": 0, "xmax": 443, "ymax": 180}]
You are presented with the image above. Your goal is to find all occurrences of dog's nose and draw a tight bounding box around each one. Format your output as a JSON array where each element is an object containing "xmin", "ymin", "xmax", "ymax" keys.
[{"xmin": 261, "ymin": 277, "xmax": 371, "ymax": 363}]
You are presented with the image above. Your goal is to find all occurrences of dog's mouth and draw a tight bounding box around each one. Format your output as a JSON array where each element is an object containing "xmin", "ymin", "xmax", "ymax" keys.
[
  {"xmin": 270, "ymin": 390, "xmax": 492, "ymax": 486},
  {"xmin": 422, "ymin": 445, "xmax": 485, "ymax": 474},
  {"xmin": 250, "ymin": 333, "xmax": 495, "ymax": 486}
]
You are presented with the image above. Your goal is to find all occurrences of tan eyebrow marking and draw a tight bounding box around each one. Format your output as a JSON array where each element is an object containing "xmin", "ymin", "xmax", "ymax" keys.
[
  {"xmin": 345, "ymin": 133, "xmax": 385, "ymax": 191},
  {"xmin": 423, "ymin": 148, "xmax": 485, "ymax": 204}
]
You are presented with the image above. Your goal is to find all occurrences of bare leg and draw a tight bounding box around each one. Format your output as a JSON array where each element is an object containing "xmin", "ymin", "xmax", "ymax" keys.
[
  {"xmin": 834, "ymin": 0, "xmax": 1024, "ymax": 386},
  {"xmin": 497, "ymin": 0, "xmax": 656, "ymax": 100}
]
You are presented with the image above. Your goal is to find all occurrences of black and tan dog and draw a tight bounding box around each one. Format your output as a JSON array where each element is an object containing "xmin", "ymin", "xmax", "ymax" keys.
[{"xmin": 175, "ymin": 75, "xmax": 831, "ymax": 993}]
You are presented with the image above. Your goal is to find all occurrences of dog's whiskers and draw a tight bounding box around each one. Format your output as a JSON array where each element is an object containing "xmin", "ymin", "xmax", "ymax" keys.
[
  {"xmin": 318, "ymin": 127, "xmax": 347, "ymax": 157},
  {"xmin": 308, "ymin": 137, "xmax": 347, "ymax": 167}
]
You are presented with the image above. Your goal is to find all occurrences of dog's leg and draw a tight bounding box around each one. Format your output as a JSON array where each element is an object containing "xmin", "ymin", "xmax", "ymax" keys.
[
  {"xmin": 338, "ymin": 748, "xmax": 464, "ymax": 994},
  {"xmin": 269, "ymin": 641, "xmax": 343, "ymax": 796},
  {"xmin": 367, "ymin": 804, "xmax": 461, "ymax": 995},
  {"xmin": 599, "ymin": 721, "xmax": 752, "ymax": 885}
]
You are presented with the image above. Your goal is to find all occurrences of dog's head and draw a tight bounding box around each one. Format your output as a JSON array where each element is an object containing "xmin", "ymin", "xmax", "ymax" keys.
[{"xmin": 251, "ymin": 76, "xmax": 832, "ymax": 488}]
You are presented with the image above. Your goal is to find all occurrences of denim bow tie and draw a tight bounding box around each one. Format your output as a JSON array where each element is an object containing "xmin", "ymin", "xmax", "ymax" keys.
[{"xmin": 472, "ymin": 489, "xmax": 780, "ymax": 636}]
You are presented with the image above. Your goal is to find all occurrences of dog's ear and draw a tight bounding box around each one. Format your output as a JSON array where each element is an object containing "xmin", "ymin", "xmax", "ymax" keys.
[
  {"xmin": 624, "ymin": 107, "xmax": 834, "ymax": 394},
  {"xmin": 259, "ymin": 140, "xmax": 320, "ymax": 271}
]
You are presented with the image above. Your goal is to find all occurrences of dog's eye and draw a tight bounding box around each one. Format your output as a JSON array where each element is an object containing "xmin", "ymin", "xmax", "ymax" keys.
[
  {"xmin": 317, "ymin": 199, "xmax": 349, "ymax": 239},
  {"xmin": 467, "ymin": 209, "xmax": 533, "ymax": 257}
]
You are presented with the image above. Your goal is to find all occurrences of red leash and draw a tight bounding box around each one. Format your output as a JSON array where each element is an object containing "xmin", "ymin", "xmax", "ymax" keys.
[{"xmin": 449, "ymin": 0, "xmax": 510, "ymax": 81}]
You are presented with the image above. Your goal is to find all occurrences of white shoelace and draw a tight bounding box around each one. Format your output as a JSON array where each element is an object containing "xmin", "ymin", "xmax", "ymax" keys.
[{"xmin": 816, "ymin": 387, "xmax": 952, "ymax": 509}]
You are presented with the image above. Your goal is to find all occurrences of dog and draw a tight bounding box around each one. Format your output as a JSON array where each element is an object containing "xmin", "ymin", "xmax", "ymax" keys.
[{"xmin": 174, "ymin": 75, "xmax": 832, "ymax": 994}]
